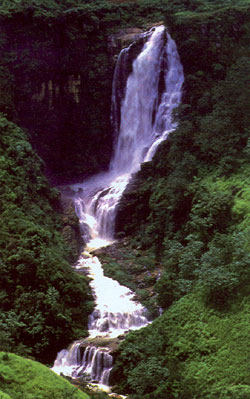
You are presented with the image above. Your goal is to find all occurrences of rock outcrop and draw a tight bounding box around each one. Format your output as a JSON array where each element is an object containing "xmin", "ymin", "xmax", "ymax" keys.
[
  {"xmin": 59, "ymin": 196, "xmax": 83, "ymax": 262},
  {"xmin": 108, "ymin": 21, "xmax": 165, "ymax": 57}
]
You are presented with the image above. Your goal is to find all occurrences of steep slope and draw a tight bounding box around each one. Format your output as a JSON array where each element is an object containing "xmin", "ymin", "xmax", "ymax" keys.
[
  {"xmin": 108, "ymin": 3, "xmax": 250, "ymax": 398},
  {"xmin": 111, "ymin": 292, "xmax": 250, "ymax": 399},
  {"xmin": 0, "ymin": 352, "xmax": 89, "ymax": 399},
  {"xmin": 0, "ymin": 0, "xmax": 250, "ymax": 397},
  {"xmin": 0, "ymin": 114, "xmax": 93, "ymax": 363}
]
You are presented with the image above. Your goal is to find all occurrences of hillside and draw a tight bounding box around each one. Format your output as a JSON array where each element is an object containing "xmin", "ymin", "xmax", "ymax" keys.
[
  {"xmin": 0, "ymin": 115, "xmax": 93, "ymax": 363},
  {"xmin": 108, "ymin": 2, "xmax": 250, "ymax": 398},
  {"xmin": 0, "ymin": 0, "xmax": 250, "ymax": 398},
  {"xmin": 0, "ymin": 352, "xmax": 89, "ymax": 399},
  {"xmin": 111, "ymin": 292, "xmax": 250, "ymax": 398}
]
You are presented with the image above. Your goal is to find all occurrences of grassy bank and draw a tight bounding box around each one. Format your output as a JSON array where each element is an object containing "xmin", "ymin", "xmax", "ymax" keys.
[{"xmin": 0, "ymin": 352, "xmax": 89, "ymax": 399}]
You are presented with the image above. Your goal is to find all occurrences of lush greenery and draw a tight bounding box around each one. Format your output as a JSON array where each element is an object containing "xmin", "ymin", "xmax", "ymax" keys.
[
  {"xmin": 109, "ymin": 1, "xmax": 250, "ymax": 398},
  {"xmin": 0, "ymin": 351, "xmax": 89, "ymax": 399},
  {"xmin": 111, "ymin": 292, "xmax": 250, "ymax": 399},
  {"xmin": 0, "ymin": 114, "xmax": 93, "ymax": 363},
  {"xmin": 116, "ymin": 0, "xmax": 250, "ymax": 308},
  {"xmin": 1, "ymin": 0, "xmax": 250, "ymax": 398}
]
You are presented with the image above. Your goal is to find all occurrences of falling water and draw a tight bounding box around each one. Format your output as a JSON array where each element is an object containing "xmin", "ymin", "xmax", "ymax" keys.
[
  {"xmin": 74, "ymin": 26, "xmax": 183, "ymax": 245},
  {"xmin": 52, "ymin": 25, "xmax": 184, "ymax": 387},
  {"xmin": 53, "ymin": 342, "xmax": 113, "ymax": 385}
]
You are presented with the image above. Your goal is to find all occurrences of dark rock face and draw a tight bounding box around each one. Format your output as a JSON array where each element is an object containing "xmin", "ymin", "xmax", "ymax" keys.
[
  {"xmin": 110, "ymin": 33, "xmax": 147, "ymax": 143},
  {"xmin": 59, "ymin": 197, "xmax": 83, "ymax": 262},
  {"xmin": 0, "ymin": 11, "xmax": 165, "ymax": 185},
  {"xmin": 108, "ymin": 27, "xmax": 144, "ymax": 56},
  {"xmin": 0, "ymin": 13, "xmax": 114, "ymax": 185}
]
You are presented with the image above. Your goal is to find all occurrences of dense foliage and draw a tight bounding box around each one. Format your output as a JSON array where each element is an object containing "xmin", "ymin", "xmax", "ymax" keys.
[
  {"xmin": 117, "ymin": 0, "xmax": 250, "ymax": 306},
  {"xmin": 0, "ymin": 115, "xmax": 93, "ymax": 363},
  {"xmin": 1, "ymin": 0, "xmax": 250, "ymax": 398},
  {"xmin": 110, "ymin": 1, "xmax": 250, "ymax": 398},
  {"xmin": 111, "ymin": 292, "xmax": 250, "ymax": 399}
]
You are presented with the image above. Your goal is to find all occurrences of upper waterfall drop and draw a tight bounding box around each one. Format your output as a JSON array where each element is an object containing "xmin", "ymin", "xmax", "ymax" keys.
[
  {"xmin": 74, "ymin": 25, "xmax": 184, "ymax": 245},
  {"xmin": 110, "ymin": 26, "xmax": 165, "ymax": 174}
]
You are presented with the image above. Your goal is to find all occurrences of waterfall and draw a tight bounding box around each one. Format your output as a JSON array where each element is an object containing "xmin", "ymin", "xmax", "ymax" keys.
[
  {"xmin": 74, "ymin": 25, "xmax": 183, "ymax": 245},
  {"xmin": 53, "ymin": 343, "xmax": 113, "ymax": 385},
  {"xmin": 52, "ymin": 25, "xmax": 184, "ymax": 388}
]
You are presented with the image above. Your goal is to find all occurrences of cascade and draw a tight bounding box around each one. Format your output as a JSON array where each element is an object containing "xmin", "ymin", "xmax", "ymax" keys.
[
  {"xmin": 53, "ymin": 342, "xmax": 113, "ymax": 384},
  {"xmin": 52, "ymin": 25, "xmax": 184, "ymax": 388}
]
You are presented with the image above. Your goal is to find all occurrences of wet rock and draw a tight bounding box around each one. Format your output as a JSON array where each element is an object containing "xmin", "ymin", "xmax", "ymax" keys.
[
  {"xmin": 144, "ymin": 20, "xmax": 164, "ymax": 30},
  {"xmin": 108, "ymin": 27, "xmax": 144, "ymax": 57},
  {"xmin": 109, "ymin": 22, "xmax": 165, "ymax": 55},
  {"xmin": 92, "ymin": 309, "xmax": 101, "ymax": 320},
  {"xmin": 59, "ymin": 196, "xmax": 84, "ymax": 262},
  {"xmin": 99, "ymin": 320, "xmax": 109, "ymax": 332},
  {"xmin": 92, "ymin": 247, "xmax": 107, "ymax": 256}
]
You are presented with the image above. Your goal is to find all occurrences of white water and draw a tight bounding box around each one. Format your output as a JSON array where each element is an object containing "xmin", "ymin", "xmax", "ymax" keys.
[
  {"xmin": 52, "ymin": 25, "xmax": 184, "ymax": 386},
  {"xmin": 53, "ymin": 342, "xmax": 113, "ymax": 387},
  {"xmin": 79, "ymin": 255, "xmax": 148, "ymax": 337},
  {"xmin": 52, "ymin": 252, "xmax": 148, "ymax": 385}
]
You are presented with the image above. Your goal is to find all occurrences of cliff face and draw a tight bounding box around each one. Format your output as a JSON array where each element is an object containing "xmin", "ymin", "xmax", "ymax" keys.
[
  {"xmin": 59, "ymin": 197, "xmax": 83, "ymax": 262},
  {"xmin": 0, "ymin": 12, "xmax": 114, "ymax": 184},
  {"xmin": 0, "ymin": 10, "xmax": 166, "ymax": 185}
]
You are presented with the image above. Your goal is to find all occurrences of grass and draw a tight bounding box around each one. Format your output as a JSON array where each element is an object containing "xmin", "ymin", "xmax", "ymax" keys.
[
  {"xmin": 0, "ymin": 391, "xmax": 11, "ymax": 399},
  {"xmin": 0, "ymin": 352, "xmax": 89, "ymax": 399}
]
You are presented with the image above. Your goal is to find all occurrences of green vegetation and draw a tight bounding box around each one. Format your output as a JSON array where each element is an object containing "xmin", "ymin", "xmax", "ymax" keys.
[
  {"xmin": 0, "ymin": 352, "xmax": 89, "ymax": 399},
  {"xmin": 117, "ymin": 0, "xmax": 250, "ymax": 309},
  {"xmin": 0, "ymin": 114, "xmax": 93, "ymax": 363},
  {"xmin": 111, "ymin": 292, "xmax": 250, "ymax": 399},
  {"xmin": 0, "ymin": 0, "xmax": 250, "ymax": 398},
  {"xmin": 109, "ymin": 1, "xmax": 250, "ymax": 398}
]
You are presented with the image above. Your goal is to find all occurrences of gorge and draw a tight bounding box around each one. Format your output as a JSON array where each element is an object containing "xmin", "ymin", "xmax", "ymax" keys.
[
  {"xmin": 1, "ymin": 2, "xmax": 250, "ymax": 399},
  {"xmin": 52, "ymin": 24, "xmax": 184, "ymax": 387}
]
